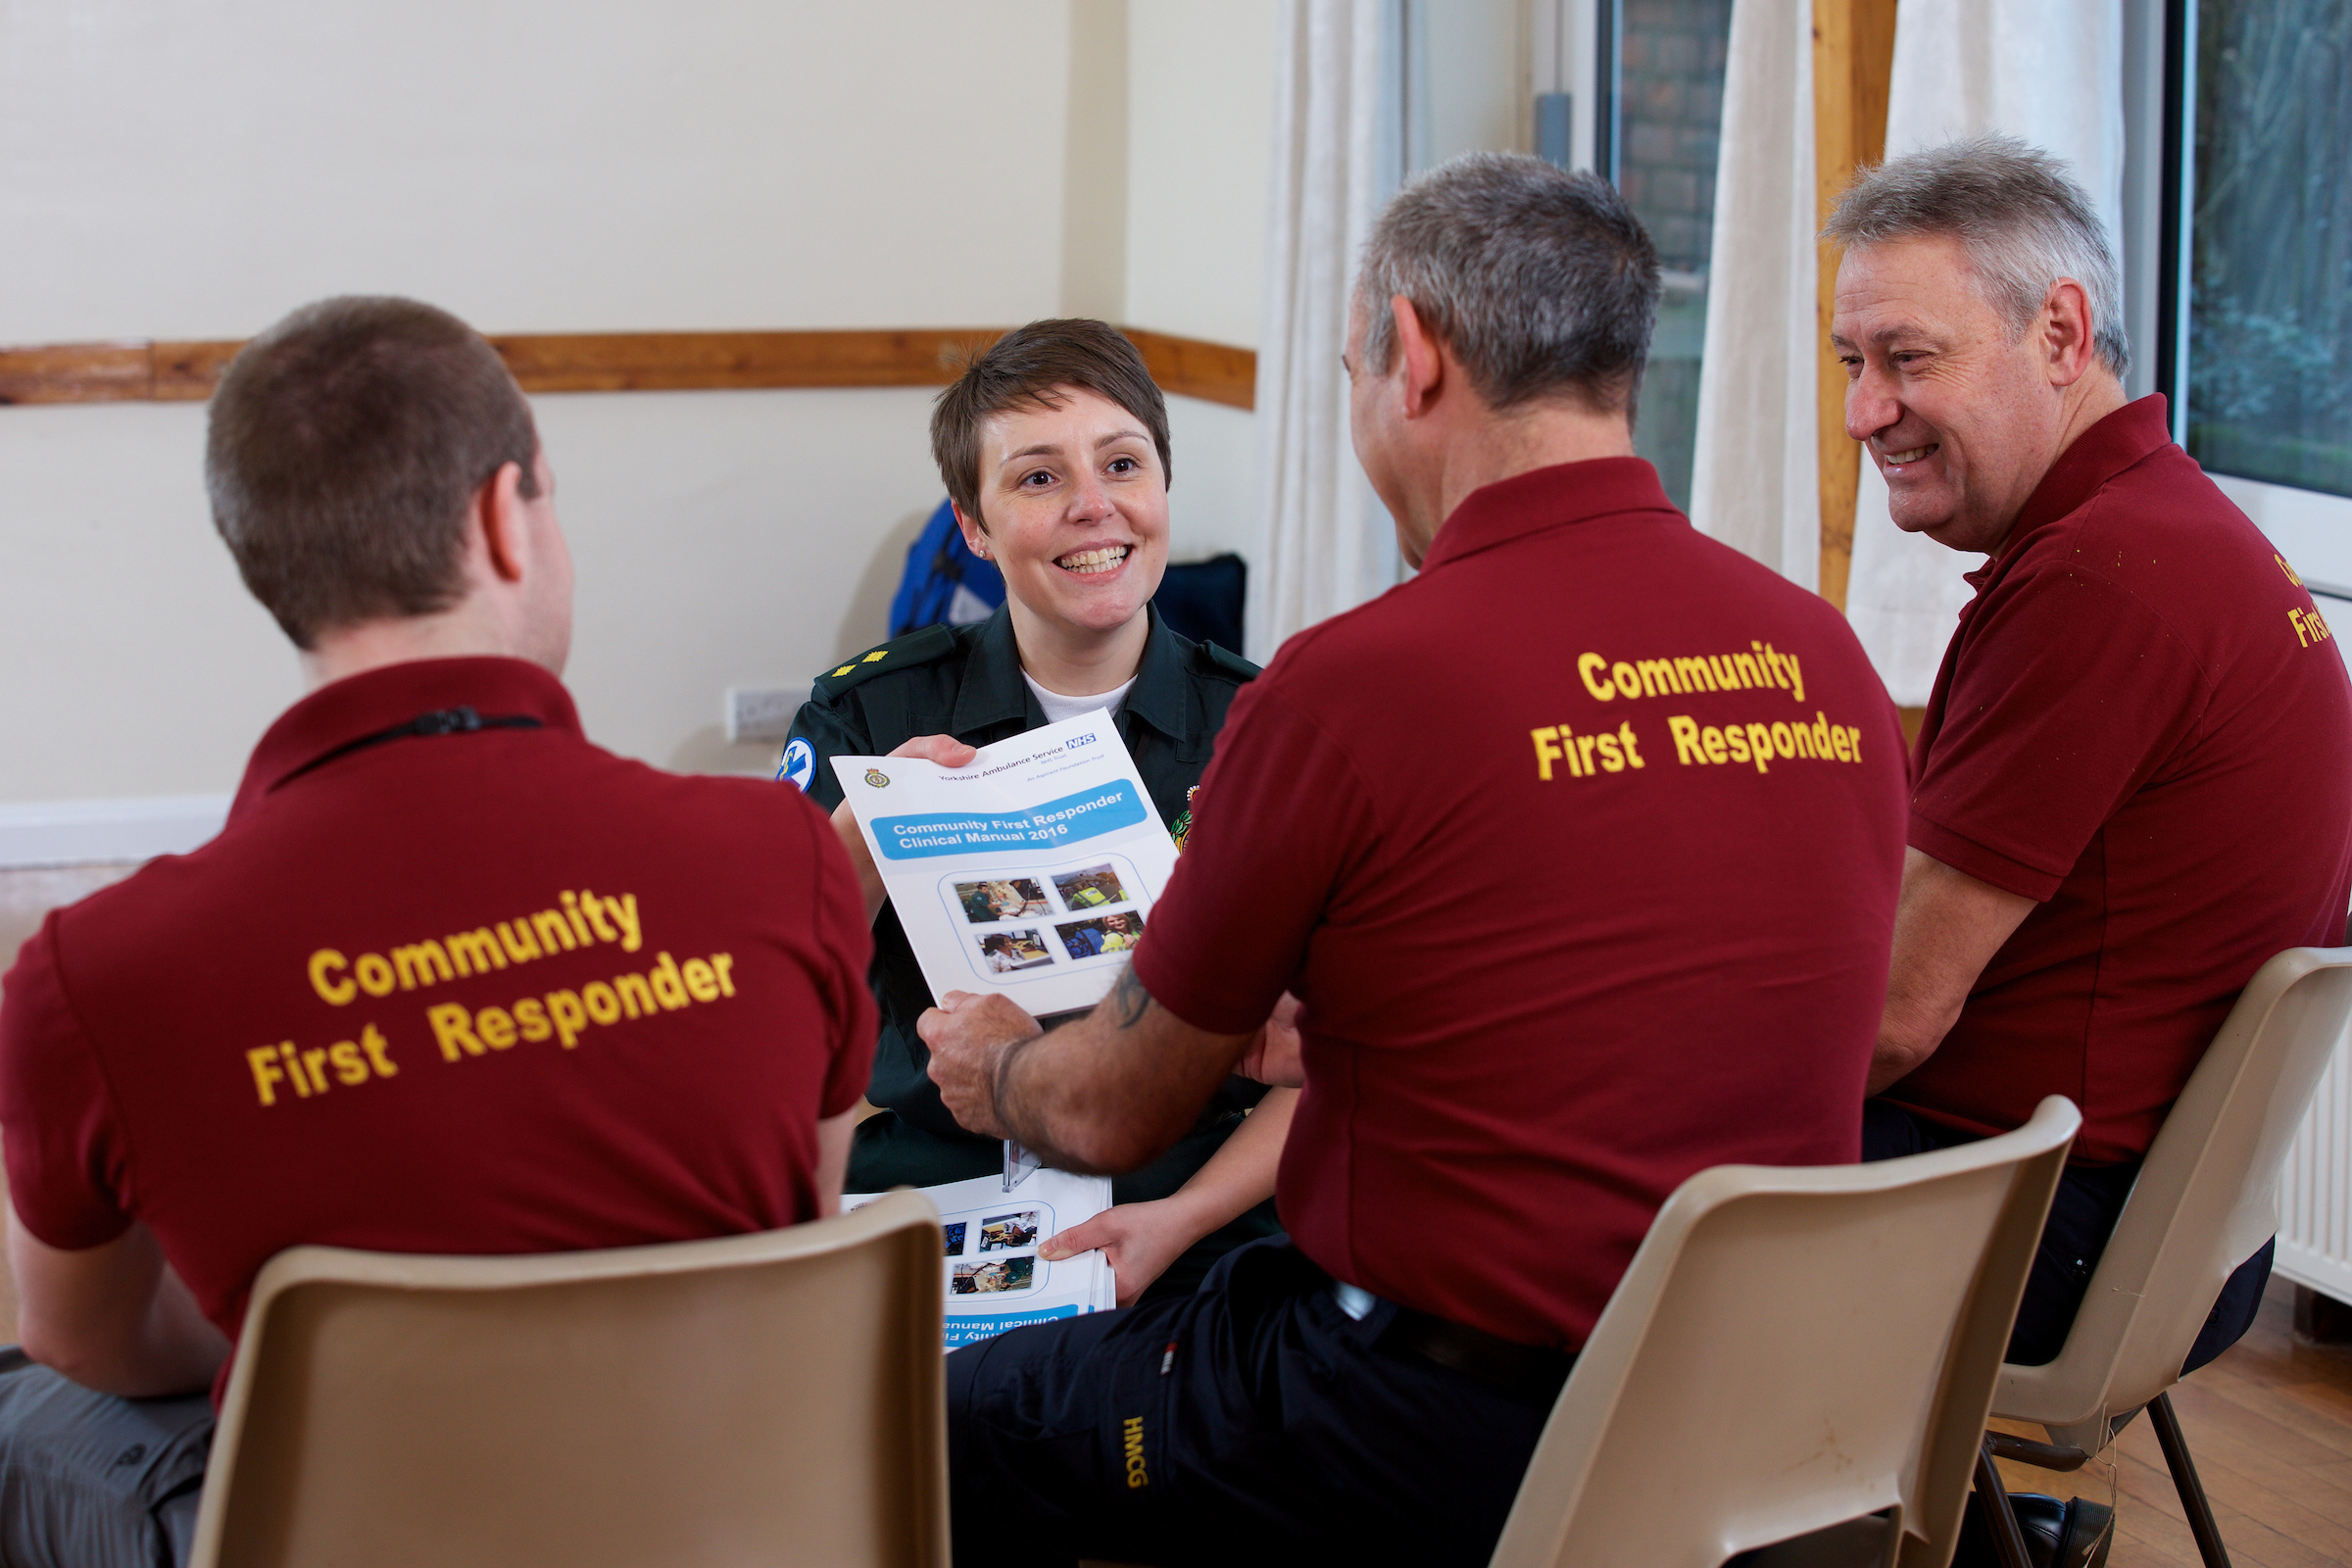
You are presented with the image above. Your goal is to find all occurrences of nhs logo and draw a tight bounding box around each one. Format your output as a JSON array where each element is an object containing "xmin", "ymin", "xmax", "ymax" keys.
[{"xmin": 1067, "ymin": 731, "xmax": 1099, "ymax": 750}]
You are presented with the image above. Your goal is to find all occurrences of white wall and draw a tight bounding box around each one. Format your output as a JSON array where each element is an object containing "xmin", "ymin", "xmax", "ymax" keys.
[
  {"xmin": 1420, "ymin": 0, "xmax": 1528, "ymax": 170},
  {"xmin": 0, "ymin": 387, "xmax": 952, "ymax": 800},
  {"xmin": 0, "ymin": 1, "xmax": 1071, "ymax": 339},
  {"xmin": 1125, "ymin": 0, "xmax": 1281, "ymax": 350},
  {"xmin": 1122, "ymin": 0, "xmax": 1276, "ymax": 569},
  {"xmin": 1162, "ymin": 397, "xmax": 1258, "ymax": 564},
  {"xmin": 0, "ymin": 403, "xmax": 295, "ymax": 801},
  {"xmin": 0, "ymin": 1, "xmax": 1281, "ymax": 812}
]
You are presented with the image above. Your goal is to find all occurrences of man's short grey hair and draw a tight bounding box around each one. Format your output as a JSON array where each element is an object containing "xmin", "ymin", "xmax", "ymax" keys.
[
  {"xmin": 1358, "ymin": 152, "xmax": 1660, "ymax": 417},
  {"xmin": 1823, "ymin": 134, "xmax": 2128, "ymax": 376}
]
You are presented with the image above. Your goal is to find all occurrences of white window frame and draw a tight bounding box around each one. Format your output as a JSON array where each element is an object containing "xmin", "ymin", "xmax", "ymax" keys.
[{"xmin": 2215, "ymin": 477, "xmax": 2352, "ymax": 606}]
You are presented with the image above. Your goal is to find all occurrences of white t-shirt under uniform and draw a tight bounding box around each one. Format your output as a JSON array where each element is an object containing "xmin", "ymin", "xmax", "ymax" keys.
[{"xmin": 1023, "ymin": 672, "xmax": 1137, "ymax": 726}]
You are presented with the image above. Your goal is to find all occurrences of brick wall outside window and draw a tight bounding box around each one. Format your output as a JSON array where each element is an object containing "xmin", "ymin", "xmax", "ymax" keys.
[{"xmin": 1615, "ymin": 0, "xmax": 1732, "ymax": 510}]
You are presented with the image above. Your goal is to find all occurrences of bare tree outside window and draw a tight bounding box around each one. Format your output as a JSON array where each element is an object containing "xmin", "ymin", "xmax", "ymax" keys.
[{"xmin": 2187, "ymin": 0, "xmax": 2352, "ymax": 498}]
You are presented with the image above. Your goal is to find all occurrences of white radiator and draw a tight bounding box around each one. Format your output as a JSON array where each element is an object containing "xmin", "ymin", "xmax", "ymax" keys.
[{"xmin": 2278, "ymin": 1026, "xmax": 2352, "ymax": 1306}]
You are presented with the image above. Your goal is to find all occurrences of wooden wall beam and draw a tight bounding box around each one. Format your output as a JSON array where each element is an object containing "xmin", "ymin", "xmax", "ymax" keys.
[
  {"xmin": 155, "ymin": 341, "xmax": 250, "ymax": 402},
  {"xmin": 1121, "ymin": 328, "xmax": 1256, "ymax": 410},
  {"xmin": 1811, "ymin": 0, "xmax": 1898, "ymax": 612},
  {"xmin": 0, "ymin": 327, "xmax": 1259, "ymax": 411},
  {"xmin": 0, "ymin": 341, "xmax": 154, "ymax": 405},
  {"xmin": 487, "ymin": 329, "xmax": 1004, "ymax": 395}
]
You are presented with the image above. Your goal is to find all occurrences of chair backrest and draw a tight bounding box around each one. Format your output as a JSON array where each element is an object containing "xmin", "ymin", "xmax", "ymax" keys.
[
  {"xmin": 1995, "ymin": 946, "xmax": 2352, "ymax": 1448},
  {"xmin": 1488, "ymin": 1097, "xmax": 2081, "ymax": 1568},
  {"xmin": 187, "ymin": 1189, "xmax": 948, "ymax": 1568}
]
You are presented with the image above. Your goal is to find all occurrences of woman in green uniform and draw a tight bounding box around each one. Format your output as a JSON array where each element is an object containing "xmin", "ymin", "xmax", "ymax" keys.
[{"xmin": 781, "ymin": 318, "xmax": 1296, "ymax": 1305}]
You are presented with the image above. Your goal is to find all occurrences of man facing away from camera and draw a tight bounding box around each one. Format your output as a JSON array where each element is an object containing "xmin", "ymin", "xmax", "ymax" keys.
[
  {"xmin": 0, "ymin": 296, "xmax": 876, "ymax": 1566},
  {"xmin": 919, "ymin": 152, "xmax": 1913, "ymax": 1568},
  {"xmin": 1832, "ymin": 137, "xmax": 2352, "ymax": 1385}
]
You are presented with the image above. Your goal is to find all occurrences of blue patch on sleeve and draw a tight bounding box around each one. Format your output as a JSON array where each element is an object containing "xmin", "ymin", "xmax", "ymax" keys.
[{"xmin": 780, "ymin": 737, "xmax": 816, "ymax": 791}]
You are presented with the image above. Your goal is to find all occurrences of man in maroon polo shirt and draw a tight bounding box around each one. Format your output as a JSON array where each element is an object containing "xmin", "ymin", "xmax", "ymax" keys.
[
  {"xmin": 0, "ymin": 297, "xmax": 875, "ymax": 1567},
  {"xmin": 1829, "ymin": 137, "xmax": 2352, "ymax": 1375},
  {"xmin": 917, "ymin": 154, "xmax": 1909, "ymax": 1568}
]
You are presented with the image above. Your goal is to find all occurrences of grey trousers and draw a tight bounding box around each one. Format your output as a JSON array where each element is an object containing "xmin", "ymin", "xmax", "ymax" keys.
[{"xmin": 0, "ymin": 1348, "xmax": 212, "ymax": 1568}]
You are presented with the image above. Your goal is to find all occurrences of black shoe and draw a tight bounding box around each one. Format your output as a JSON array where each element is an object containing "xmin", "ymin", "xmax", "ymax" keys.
[{"xmin": 1955, "ymin": 1491, "xmax": 2114, "ymax": 1568}]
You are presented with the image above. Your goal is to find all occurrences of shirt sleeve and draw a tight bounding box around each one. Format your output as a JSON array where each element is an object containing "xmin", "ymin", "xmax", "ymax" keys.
[
  {"xmin": 1911, "ymin": 564, "xmax": 2209, "ymax": 901},
  {"xmin": 0, "ymin": 916, "xmax": 135, "ymax": 1250},
  {"xmin": 1132, "ymin": 677, "xmax": 1383, "ymax": 1035},
  {"xmin": 784, "ymin": 691, "xmax": 872, "ymax": 814},
  {"xmin": 801, "ymin": 792, "xmax": 880, "ymax": 1119}
]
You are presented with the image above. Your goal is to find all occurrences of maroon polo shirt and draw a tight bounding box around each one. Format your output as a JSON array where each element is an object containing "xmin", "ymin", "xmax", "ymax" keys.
[
  {"xmin": 1134, "ymin": 459, "xmax": 1908, "ymax": 1350},
  {"xmin": 0, "ymin": 657, "xmax": 875, "ymax": 1394},
  {"xmin": 1891, "ymin": 396, "xmax": 2352, "ymax": 1165}
]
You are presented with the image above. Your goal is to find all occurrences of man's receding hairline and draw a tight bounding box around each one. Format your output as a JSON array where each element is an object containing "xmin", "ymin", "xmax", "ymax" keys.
[
  {"xmin": 1823, "ymin": 135, "xmax": 2128, "ymax": 374},
  {"xmin": 1839, "ymin": 233, "xmax": 2034, "ymax": 342},
  {"xmin": 1835, "ymin": 318, "xmax": 1957, "ymax": 351}
]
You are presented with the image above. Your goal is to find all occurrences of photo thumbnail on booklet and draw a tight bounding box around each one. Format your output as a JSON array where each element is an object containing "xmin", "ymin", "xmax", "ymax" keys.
[
  {"xmin": 831, "ymin": 711, "xmax": 1180, "ymax": 1017},
  {"xmin": 843, "ymin": 1164, "xmax": 1116, "ymax": 1349}
]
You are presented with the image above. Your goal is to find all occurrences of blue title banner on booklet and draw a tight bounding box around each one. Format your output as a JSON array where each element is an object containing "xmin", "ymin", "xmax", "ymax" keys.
[
  {"xmin": 944, "ymin": 1304, "xmax": 1083, "ymax": 1347},
  {"xmin": 877, "ymin": 782, "xmax": 1149, "ymax": 860}
]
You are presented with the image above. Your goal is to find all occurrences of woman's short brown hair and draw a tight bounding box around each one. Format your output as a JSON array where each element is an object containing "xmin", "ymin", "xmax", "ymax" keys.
[
  {"xmin": 929, "ymin": 319, "xmax": 1172, "ymax": 530},
  {"xmin": 205, "ymin": 295, "xmax": 541, "ymax": 649}
]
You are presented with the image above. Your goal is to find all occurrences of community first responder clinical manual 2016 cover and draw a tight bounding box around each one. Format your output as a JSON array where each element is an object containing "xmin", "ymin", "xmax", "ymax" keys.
[{"xmin": 830, "ymin": 710, "xmax": 1180, "ymax": 1019}]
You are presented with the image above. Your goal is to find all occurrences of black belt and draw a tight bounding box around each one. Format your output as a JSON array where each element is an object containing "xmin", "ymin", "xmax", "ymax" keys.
[{"xmin": 1347, "ymin": 1284, "xmax": 1578, "ymax": 1402}]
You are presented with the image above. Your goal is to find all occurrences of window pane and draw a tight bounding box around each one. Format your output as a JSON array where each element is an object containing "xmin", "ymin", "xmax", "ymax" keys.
[
  {"xmin": 1616, "ymin": 0, "xmax": 1733, "ymax": 512},
  {"xmin": 2187, "ymin": 1, "xmax": 2352, "ymax": 498}
]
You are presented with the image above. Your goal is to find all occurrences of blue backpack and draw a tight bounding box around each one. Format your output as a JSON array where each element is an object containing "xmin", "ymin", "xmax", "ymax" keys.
[{"xmin": 889, "ymin": 500, "xmax": 1006, "ymax": 637}]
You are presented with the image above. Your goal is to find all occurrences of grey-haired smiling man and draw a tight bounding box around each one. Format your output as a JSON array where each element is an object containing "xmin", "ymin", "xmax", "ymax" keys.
[{"xmin": 1831, "ymin": 137, "xmax": 2352, "ymax": 1384}]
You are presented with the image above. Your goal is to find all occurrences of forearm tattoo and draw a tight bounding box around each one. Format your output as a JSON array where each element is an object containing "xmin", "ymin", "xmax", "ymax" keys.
[
  {"xmin": 989, "ymin": 963, "xmax": 1159, "ymax": 1174},
  {"xmin": 1109, "ymin": 961, "xmax": 1153, "ymax": 1029}
]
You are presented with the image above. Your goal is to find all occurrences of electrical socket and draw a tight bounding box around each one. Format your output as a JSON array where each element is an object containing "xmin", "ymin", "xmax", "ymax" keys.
[{"xmin": 725, "ymin": 687, "xmax": 801, "ymax": 745}]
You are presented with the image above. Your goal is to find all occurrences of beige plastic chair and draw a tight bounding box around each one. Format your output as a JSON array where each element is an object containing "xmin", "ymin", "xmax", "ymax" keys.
[
  {"xmin": 1982, "ymin": 945, "xmax": 2352, "ymax": 1568},
  {"xmin": 186, "ymin": 1188, "xmax": 948, "ymax": 1568},
  {"xmin": 1487, "ymin": 1095, "xmax": 2082, "ymax": 1568}
]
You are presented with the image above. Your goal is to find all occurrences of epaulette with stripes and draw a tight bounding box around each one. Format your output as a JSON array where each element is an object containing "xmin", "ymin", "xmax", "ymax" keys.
[
  {"xmin": 810, "ymin": 622, "xmax": 959, "ymax": 698},
  {"xmin": 1193, "ymin": 640, "xmax": 1260, "ymax": 684}
]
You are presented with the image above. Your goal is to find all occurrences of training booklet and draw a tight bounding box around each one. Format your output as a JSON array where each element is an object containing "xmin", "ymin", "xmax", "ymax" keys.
[
  {"xmin": 844, "ymin": 1146, "xmax": 1116, "ymax": 1349},
  {"xmin": 831, "ymin": 711, "xmax": 1179, "ymax": 1017}
]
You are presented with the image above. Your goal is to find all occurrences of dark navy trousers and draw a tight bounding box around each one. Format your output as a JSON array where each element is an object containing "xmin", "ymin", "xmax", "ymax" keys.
[
  {"xmin": 946, "ymin": 1237, "xmax": 1562, "ymax": 1568},
  {"xmin": 1863, "ymin": 1101, "xmax": 2272, "ymax": 1373}
]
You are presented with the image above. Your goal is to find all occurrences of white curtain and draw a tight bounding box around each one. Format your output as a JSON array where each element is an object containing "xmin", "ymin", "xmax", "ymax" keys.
[
  {"xmin": 1687, "ymin": 0, "xmax": 1820, "ymax": 589},
  {"xmin": 1841, "ymin": 0, "xmax": 2127, "ymax": 703},
  {"xmin": 1246, "ymin": 0, "xmax": 1399, "ymax": 662}
]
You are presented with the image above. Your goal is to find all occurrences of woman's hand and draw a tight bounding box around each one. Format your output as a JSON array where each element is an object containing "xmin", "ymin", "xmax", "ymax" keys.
[
  {"xmin": 1041, "ymin": 1198, "xmax": 1200, "ymax": 1307},
  {"xmin": 1039, "ymin": 1080, "xmax": 1302, "ymax": 1305},
  {"xmin": 834, "ymin": 733, "xmax": 979, "ymax": 920}
]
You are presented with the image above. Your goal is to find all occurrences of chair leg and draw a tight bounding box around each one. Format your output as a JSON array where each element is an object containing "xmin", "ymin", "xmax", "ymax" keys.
[
  {"xmin": 1974, "ymin": 1437, "xmax": 2038, "ymax": 1568},
  {"xmin": 2147, "ymin": 1392, "xmax": 2232, "ymax": 1568}
]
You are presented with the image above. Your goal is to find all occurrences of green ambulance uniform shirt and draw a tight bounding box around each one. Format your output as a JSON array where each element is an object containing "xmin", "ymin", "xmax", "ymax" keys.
[{"xmin": 783, "ymin": 605, "xmax": 1276, "ymax": 1298}]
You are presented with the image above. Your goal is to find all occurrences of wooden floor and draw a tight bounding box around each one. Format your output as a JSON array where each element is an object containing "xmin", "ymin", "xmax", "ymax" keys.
[
  {"xmin": 1989, "ymin": 1277, "xmax": 2352, "ymax": 1566},
  {"xmin": 3, "ymin": 866, "xmax": 2352, "ymax": 1562}
]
